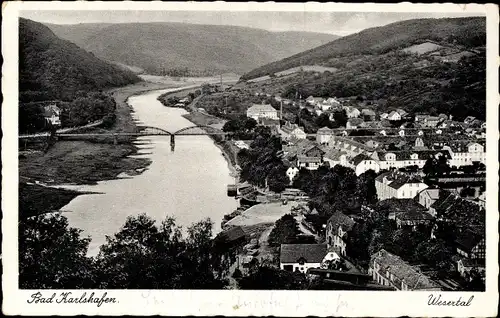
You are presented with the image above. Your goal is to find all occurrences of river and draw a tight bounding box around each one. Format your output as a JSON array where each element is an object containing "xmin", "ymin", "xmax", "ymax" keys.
[{"xmin": 61, "ymin": 87, "xmax": 238, "ymax": 256}]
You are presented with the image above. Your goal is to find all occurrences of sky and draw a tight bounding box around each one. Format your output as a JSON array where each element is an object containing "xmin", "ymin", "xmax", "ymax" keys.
[{"xmin": 20, "ymin": 10, "xmax": 483, "ymax": 36}]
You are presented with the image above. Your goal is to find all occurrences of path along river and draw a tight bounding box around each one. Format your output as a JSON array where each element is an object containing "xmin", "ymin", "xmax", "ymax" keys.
[{"xmin": 60, "ymin": 87, "xmax": 238, "ymax": 256}]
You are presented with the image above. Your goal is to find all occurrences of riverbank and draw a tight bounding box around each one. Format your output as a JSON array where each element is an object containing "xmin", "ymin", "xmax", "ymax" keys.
[{"xmin": 18, "ymin": 81, "xmax": 182, "ymax": 217}]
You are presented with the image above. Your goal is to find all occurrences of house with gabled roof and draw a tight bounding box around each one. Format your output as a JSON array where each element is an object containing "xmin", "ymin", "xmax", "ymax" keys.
[
  {"xmin": 418, "ymin": 188, "xmax": 441, "ymax": 209},
  {"xmin": 246, "ymin": 103, "xmax": 278, "ymax": 121},
  {"xmin": 387, "ymin": 110, "xmax": 401, "ymax": 121},
  {"xmin": 375, "ymin": 171, "xmax": 429, "ymax": 200},
  {"xmin": 348, "ymin": 153, "xmax": 380, "ymax": 176},
  {"xmin": 316, "ymin": 126, "xmax": 334, "ymax": 144},
  {"xmin": 280, "ymin": 244, "xmax": 327, "ymax": 273},
  {"xmin": 455, "ymin": 228, "xmax": 485, "ymax": 260},
  {"xmin": 326, "ymin": 211, "xmax": 356, "ymax": 256},
  {"xmin": 346, "ymin": 117, "xmax": 364, "ymax": 129},
  {"xmin": 43, "ymin": 104, "xmax": 62, "ymax": 126},
  {"xmin": 369, "ymin": 249, "xmax": 442, "ymax": 291}
]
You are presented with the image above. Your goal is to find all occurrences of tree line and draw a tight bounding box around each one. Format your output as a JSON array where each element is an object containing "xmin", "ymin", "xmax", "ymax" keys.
[{"xmin": 19, "ymin": 213, "xmax": 233, "ymax": 289}]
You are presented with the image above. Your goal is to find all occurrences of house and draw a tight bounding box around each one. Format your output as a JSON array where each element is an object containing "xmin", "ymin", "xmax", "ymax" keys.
[
  {"xmin": 373, "ymin": 149, "xmax": 452, "ymax": 170},
  {"xmin": 316, "ymin": 127, "xmax": 334, "ymax": 144},
  {"xmin": 280, "ymin": 122, "xmax": 306, "ymax": 140},
  {"xmin": 325, "ymin": 97, "xmax": 341, "ymax": 108},
  {"xmin": 375, "ymin": 171, "xmax": 429, "ymax": 200},
  {"xmin": 369, "ymin": 249, "xmax": 441, "ymax": 291},
  {"xmin": 393, "ymin": 207, "xmax": 434, "ymax": 229},
  {"xmin": 464, "ymin": 116, "xmax": 476, "ymax": 125},
  {"xmin": 380, "ymin": 113, "xmax": 389, "ymax": 120},
  {"xmin": 344, "ymin": 106, "xmax": 361, "ymax": 118},
  {"xmin": 442, "ymin": 141, "xmax": 486, "ymax": 167},
  {"xmin": 418, "ymin": 188, "xmax": 440, "ymax": 209},
  {"xmin": 213, "ymin": 226, "xmax": 248, "ymax": 249},
  {"xmin": 306, "ymin": 96, "xmax": 324, "ymax": 107},
  {"xmin": 323, "ymin": 149, "xmax": 347, "ymax": 168},
  {"xmin": 455, "ymin": 229, "xmax": 485, "ymax": 260},
  {"xmin": 396, "ymin": 109, "xmax": 408, "ymax": 118},
  {"xmin": 456, "ymin": 258, "xmax": 485, "ymax": 279},
  {"xmin": 280, "ymin": 244, "xmax": 327, "ymax": 273},
  {"xmin": 297, "ymin": 156, "xmax": 322, "ymax": 170},
  {"xmin": 246, "ymin": 103, "xmax": 278, "ymax": 121},
  {"xmin": 365, "ymin": 140, "xmax": 380, "ymax": 149},
  {"xmin": 413, "ymin": 137, "xmax": 426, "ymax": 149},
  {"xmin": 346, "ymin": 118, "xmax": 364, "ymax": 129},
  {"xmin": 43, "ymin": 104, "xmax": 62, "ymax": 126},
  {"xmin": 304, "ymin": 145, "xmax": 326, "ymax": 159},
  {"xmin": 375, "ymin": 198, "xmax": 433, "ymax": 228},
  {"xmin": 387, "ymin": 111, "xmax": 401, "ymax": 121},
  {"xmin": 349, "ymin": 153, "xmax": 380, "ymax": 176},
  {"xmin": 361, "ymin": 109, "xmax": 376, "ymax": 121},
  {"xmin": 423, "ymin": 116, "xmax": 441, "ymax": 128},
  {"xmin": 286, "ymin": 164, "xmax": 300, "ymax": 185},
  {"xmin": 325, "ymin": 211, "xmax": 356, "ymax": 256},
  {"xmin": 438, "ymin": 113, "xmax": 448, "ymax": 121}
]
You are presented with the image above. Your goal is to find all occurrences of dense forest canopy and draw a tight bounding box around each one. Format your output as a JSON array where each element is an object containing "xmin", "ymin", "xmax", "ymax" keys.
[{"xmin": 18, "ymin": 18, "xmax": 140, "ymax": 133}]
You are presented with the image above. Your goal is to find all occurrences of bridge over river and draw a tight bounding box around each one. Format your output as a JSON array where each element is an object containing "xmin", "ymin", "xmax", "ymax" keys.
[{"xmin": 19, "ymin": 124, "xmax": 232, "ymax": 151}]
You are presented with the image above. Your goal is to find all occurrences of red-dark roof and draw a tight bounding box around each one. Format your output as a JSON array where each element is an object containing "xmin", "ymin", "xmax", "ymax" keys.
[{"xmin": 280, "ymin": 244, "xmax": 327, "ymax": 264}]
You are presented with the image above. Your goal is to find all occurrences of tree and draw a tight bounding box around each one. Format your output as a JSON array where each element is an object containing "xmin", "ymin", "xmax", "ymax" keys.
[
  {"xmin": 268, "ymin": 214, "xmax": 301, "ymax": 247},
  {"xmin": 19, "ymin": 213, "xmax": 96, "ymax": 289},
  {"xmin": 356, "ymin": 170, "xmax": 378, "ymax": 205},
  {"xmin": 96, "ymin": 214, "xmax": 228, "ymax": 289}
]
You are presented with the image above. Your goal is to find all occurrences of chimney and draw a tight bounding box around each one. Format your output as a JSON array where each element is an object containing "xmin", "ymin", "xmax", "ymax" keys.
[{"xmin": 280, "ymin": 101, "xmax": 283, "ymax": 121}]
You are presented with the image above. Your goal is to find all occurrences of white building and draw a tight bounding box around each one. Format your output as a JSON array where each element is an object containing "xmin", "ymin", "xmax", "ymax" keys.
[
  {"xmin": 316, "ymin": 127, "xmax": 334, "ymax": 144},
  {"xmin": 442, "ymin": 142, "xmax": 486, "ymax": 167},
  {"xmin": 417, "ymin": 188, "xmax": 440, "ymax": 209},
  {"xmin": 43, "ymin": 104, "xmax": 62, "ymax": 126},
  {"xmin": 280, "ymin": 244, "xmax": 327, "ymax": 273},
  {"xmin": 297, "ymin": 155, "xmax": 322, "ymax": 170},
  {"xmin": 375, "ymin": 171, "xmax": 429, "ymax": 200},
  {"xmin": 387, "ymin": 111, "xmax": 401, "ymax": 121},
  {"xmin": 280, "ymin": 122, "xmax": 307, "ymax": 140},
  {"xmin": 369, "ymin": 249, "xmax": 441, "ymax": 291},
  {"xmin": 246, "ymin": 103, "xmax": 278, "ymax": 121},
  {"xmin": 348, "ymin": 153, "xmax": 381, "ymax": 176}
]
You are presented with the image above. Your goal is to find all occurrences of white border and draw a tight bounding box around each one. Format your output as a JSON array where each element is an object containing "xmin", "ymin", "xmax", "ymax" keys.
[{"xmin": 2, "ymin": 2, "xmax": 499, "ymax": 317}]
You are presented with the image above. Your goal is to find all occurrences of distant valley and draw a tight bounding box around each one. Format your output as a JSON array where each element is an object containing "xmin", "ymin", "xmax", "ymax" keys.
[{"xmin": 46, "ymin": 22, "xmax": 339, "ymax": 76}]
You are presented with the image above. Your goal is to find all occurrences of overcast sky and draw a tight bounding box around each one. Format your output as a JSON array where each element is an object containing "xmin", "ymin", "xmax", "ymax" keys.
[{"xmin": 20, "ymin": 11, "xmax": 483, "ymax": 36}]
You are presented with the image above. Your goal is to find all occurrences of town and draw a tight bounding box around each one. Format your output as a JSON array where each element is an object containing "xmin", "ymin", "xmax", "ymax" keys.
[
  {"xmin": 15, "ymin": 12, "xmax": 489, "ymax": 296},
  {"xmin": 211, "ymin": 89, "xmax": 486, "ymax": 291}
]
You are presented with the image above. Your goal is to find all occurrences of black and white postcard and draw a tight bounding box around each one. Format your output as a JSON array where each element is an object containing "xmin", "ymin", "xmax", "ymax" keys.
[{"xmin": 2, "ymin": 1, "xmax": 498, "ymax": 316}]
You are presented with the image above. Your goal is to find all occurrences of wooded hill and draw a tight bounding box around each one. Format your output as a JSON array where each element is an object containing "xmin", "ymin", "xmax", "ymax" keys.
[
  {"xmin": 241, "ymin": 17, "xmax": 485, "ymax": 80},
  {"xmin": 46, "ymin": 22, "xmax": 338, "ymax": 76},
  {"xmin": 237, "ymin": 17, "xmax": 486, "ymax": 121},
  {"xmin": 19, "ymin": 18, "xmax": 140, "ymax": 103}
]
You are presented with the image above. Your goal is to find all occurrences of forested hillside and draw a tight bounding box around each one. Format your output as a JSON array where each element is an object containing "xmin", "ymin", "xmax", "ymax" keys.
[
  {"xmin": 19, "ymin": 18, "xmax": 140, "ymax": 132},
  {"xmin": 46, "ymin": 22, "xmax": 338, "ymax": 76},
  {"xmin": 241, "ymin": 17, "xmax": 485, "ymax": 80},
  {"xmin": 236, "ymin": 17, "xmax": 485, "ymax": 121},
  {"xmin": 19, "ymin": 18, "xmax": 139, "ymax": 102}
]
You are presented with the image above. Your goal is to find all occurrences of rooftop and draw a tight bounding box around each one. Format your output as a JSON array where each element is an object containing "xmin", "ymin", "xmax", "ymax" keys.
[
  {"xmin": 247, "ymin": 103, "xmax": 277, "ymax": 113},
  {"xmin": 371, "ymin": 249, "xmax": 441, "ymax": 290},
  {"xmin": 280, "ymin": 243, "xmax": 327, "ymax": 264}
]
